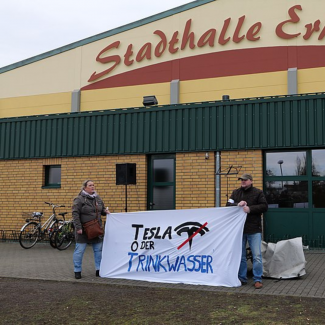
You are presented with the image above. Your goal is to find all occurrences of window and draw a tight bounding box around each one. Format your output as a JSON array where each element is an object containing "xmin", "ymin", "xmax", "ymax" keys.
[
  {"xmin": 43, "ymin": 165, "xmax": 61, "ymax": 188},
  {"xmin": 312, "ymin": 149, "xmax": 325, "ymax": 176},
  {"xmin": 265, "ymin": 180, "xmax": 308, "ymax": 208},
  {"xmin": 265, "ymin": 151, "xmax": 307, "ymax": 176},
  {"xmin": 312, "ymin": 181, "xmax": 325, "ymax": 208},
  {"xmin": 312, "ymin": 149, "xmax": 325, "ymax": 208},
  {"xmin": 265, "ymin": 150, "xmax": 325, "ymax": 209},
  {"xmin": 265, "ymin": 151, "xmax": 308, "ymax": 208}
]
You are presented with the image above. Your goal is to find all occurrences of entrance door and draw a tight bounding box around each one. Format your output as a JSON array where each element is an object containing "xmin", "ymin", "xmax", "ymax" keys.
[{"xmin": 148, "ymin": 154, "xmax": 175, "ymax": 210}]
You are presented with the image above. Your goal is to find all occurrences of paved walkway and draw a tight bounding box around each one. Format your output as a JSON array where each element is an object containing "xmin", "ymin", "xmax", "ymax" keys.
[{"xmin": 1, "ymin": 242, "xmax": 325, "ymax": 298}]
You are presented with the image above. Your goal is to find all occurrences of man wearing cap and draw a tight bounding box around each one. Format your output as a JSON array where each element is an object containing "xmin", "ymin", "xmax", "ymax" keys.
[{"xmin": 226, "ymin": 173, "xmax": 268, "ymax": 289}]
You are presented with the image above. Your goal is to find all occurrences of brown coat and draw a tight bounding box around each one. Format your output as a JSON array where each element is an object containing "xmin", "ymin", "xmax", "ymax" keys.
[{"xmin": 72, "ymin": 191, "xmax": 107, "ymax": 243}]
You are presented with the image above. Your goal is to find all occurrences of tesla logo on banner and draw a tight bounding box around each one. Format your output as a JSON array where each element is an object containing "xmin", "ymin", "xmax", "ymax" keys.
[
  {"xmin": 88, "ymin": 4, "xmax": 325, "ymax": 83},
  {"xmin": 174, "ymin": 222, "xmax": 209, "ymax": 250}
]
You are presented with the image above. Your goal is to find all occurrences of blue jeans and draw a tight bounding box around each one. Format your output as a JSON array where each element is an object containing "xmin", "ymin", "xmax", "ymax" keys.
[
  {"xmin": 239, "ymin": 233, "xmax": 263, "ymax": 283},
  {"xmin": 73, "ymin": 242, "xmax": 103, "ymax": 272}
]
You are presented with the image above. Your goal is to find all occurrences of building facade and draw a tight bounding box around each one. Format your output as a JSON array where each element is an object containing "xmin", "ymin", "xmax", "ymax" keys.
[{"xmin": 1, "ymin": 0, "xmax": 325, "ymax": 247}]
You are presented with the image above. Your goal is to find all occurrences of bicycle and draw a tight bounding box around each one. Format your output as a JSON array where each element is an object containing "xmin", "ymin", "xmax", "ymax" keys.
[
  {"xmin": 19, "ymin": 202, "xmax": 67, "ymax": 249},
  {"xmin": 54, "ymin": 218, "xmax": 75, "ymax": 250}
]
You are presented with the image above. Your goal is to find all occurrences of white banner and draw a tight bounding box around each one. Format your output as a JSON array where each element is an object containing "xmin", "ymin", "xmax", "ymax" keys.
[{"xmin": 100, "ymin": 207, "xmax": 246, "ymax": 287}]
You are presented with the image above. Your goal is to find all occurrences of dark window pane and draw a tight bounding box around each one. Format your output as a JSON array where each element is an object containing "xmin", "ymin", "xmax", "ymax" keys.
[
  {"xmin": 313, "ymin": 181, "xmax": 325, "ymax": 208},
  {"xmin": 49, "ymin": 167, "xmax": 61, "ymax": 184},
  {"xmin": 265, "ymin": 181, "xmax": 308, "ymax": 208},
  {"xmin": 266, "ymin": 152, "xmax": 307, "ymax": 176},
  {"xmin": 153, "ymin": 186, "xmax": 174, "ymax": 210},
  {"xmin": 312, "ymin": 150, "xmax": 325, "ymax": 176},
  {"xmin": 45, "ymin": 165, "xmax": 61, "ymax": 186},
  {"xmin": 153, "ymin": 159, "xmax": 174, "ymax": 182}
]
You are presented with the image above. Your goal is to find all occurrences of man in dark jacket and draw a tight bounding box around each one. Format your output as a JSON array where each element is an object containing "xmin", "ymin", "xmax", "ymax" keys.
[{"xmin": 226, "ymin": 173, "xmax": 268, "ymax": 289}]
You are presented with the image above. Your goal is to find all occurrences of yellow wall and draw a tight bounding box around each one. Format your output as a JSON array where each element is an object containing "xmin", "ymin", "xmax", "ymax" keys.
[
  {"xmin": 0, "ymin": 70, "xmax": 288, "ymax": 118},
  {"xmin": 298, "ymin": 67, "xmax": 325, "ymax": 94},
  {"xmin": 1, "ymin": 150, "xmax": 264, "ymax": 231},
  {"xmin": 176, "ymin": 152, "xmax": 216, "ymax": 209},
  {"xmin": 80, "ymin": 83, "xmax": 171, "ymax": 111},
  {"xmin": 220, "ymin": 150, "xmax": 264, "ymax": 206},
  {"xmin": 0, "ymin": 92, "xmax": 71, "ymax": 118},
  {"xmin": 0, "ymin": 155, "xmax": 147, "ymax": 231},
  {"xmin": 180, "ymin": 71, "xmax": 288, "ymax": 103},
  {"xmin": 81, "ymin": 71, "xmax": 289, "ymax": 112},
  {"xmin": 3, "ymin": 66, "xmax": 325, "ymax": 118}
]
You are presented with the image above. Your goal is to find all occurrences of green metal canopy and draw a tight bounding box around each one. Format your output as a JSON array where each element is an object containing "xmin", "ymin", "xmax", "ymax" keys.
[{"xmin": 1, "ymin": 92, "xmax": 325, "ymax": 159}]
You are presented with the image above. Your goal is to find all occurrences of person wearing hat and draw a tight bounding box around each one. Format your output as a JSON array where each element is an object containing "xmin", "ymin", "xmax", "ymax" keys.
[{"xmin": 226, "ymin": 173, "xmax": 268, "ymax": 289}]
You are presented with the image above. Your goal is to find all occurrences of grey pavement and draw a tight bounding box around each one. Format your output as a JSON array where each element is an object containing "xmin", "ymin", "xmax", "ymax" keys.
[{"xmin": 1, "ymin": 241, "xmax": 325, "ymax": 298}]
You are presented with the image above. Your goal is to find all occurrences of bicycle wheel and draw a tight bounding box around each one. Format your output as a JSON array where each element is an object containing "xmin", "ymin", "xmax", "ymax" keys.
[
  {"xmin": 55, "ymin": 222, "xmax": 75, "ymax": 250},
  {"xmin": 19, "ymin": 222, "xmax": 40, "ymax": 249},
  {"xmin": 48, "ymin": 220, "xmax": 62, "ymax": 249}
]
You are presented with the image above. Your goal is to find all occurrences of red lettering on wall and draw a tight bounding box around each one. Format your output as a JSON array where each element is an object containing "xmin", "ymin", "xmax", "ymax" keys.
[
  {"xmin": 246, "ymin": 22, "xmax": 262, "ymax": 41},
  {"xmin": 169, "ymin": 32, "xmax": 180, "ymax": 54},
  {"xmin": 124, "ymin": 44, "xmax": 134, "ymax": 66},
  {"xmin": 303, "ymin": 20, "xmax": 321, "ymax": 40},
  {"xmin": 233, "ymin": 16, "xmax": 246, "ymax": 43},
  {"xmin": 276, "ymin": 5, "xmax": 302, "ymax": 39},
  {"xmin": 181, "ymin": 19, "xmax": 196, "ymax": 50},
  {"xmin": 197, "ymin": 29, "xmax": 216, "ymax": 47},
  {"xmin": 88, "ymin": 41, "xmax": 121, "ymax": 82},
  {"xmin": 154, "ymin": 30, "xmax": 167, "ymax": 57},
  {"xmin": 218, "ymin": 18, "xmax": 231, "ymax": 45},
  {"xmin": 318, "ymin": 26, "xmax": 325, "ymax": 40},
  {"xmin": 89, "ymin": 7, "xmax": 316, "ymax": 83},
  {"xmin": 136, "ymin": 43, "xmax": 152, "ymax": 62}
]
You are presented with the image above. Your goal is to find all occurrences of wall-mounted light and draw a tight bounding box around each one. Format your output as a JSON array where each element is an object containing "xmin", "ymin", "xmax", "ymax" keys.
[
  {"xmin": 205, "ymin": 152, "xmax": 209, "ymax": 160},
  {"xmin": 143, "ymin": 95, "xmax": 158, "ymax": 106}
]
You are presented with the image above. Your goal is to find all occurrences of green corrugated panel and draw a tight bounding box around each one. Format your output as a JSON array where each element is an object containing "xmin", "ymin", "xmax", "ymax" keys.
[
  {"xmin": 299, "ymin": 99, "xmax": 308, "ymax": 146},
  {"xmin": 9, "ymin": 122, "xmax": 15, "ymax": 158},
  {"xmin": 196, "ymin": 107, "xmax": 202, "ymax": 149},
  {"xmin": 1, "ymin": 93, "xmax": 325, "ymax": 159},
  {"xmin": 169, "ymin": 110, "xmax": 176, "ymax": 152},
  {"xmin": 315, "ymin": 98, "xmax": 325, "ymax": 144},
  {"xmin": 175, "ymin": 109, "xmax": 183, "ymax": 151}
]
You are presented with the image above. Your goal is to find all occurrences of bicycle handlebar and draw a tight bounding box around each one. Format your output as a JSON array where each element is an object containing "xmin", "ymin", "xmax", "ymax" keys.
[{"xmin": 44, "ymin": 202, "xmax": 65, "ymax": 208}]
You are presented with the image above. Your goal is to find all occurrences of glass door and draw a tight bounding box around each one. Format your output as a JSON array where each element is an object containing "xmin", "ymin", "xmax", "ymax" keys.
[{"xmin": 147, "ymin": 154, "xmax": 175, "ymax": 210}]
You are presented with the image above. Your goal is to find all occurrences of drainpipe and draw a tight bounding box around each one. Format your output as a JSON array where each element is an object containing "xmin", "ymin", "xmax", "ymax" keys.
[{"xmin": 215, "ymin": 152, "xmax": 221, "ymax": 207}]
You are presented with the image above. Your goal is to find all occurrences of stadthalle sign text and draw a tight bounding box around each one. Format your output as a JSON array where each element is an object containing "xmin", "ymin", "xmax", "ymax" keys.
[{"xmin": 89, "ymin": 5, "xmax": 325, "ymax": 83}]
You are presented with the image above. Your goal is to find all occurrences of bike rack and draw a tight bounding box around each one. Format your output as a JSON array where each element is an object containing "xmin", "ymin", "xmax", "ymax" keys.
[{"xmin": 1, "ymin": 230, "xmax": 21, "ymax": 242}]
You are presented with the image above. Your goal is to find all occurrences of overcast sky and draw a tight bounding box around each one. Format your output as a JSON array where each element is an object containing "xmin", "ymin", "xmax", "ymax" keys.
[{"xmin": 0, "ymin": 0, "xmax": 192, "ymax": 68}]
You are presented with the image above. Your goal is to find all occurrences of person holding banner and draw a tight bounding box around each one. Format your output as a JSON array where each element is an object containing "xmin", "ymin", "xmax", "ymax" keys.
[
  {"xmin": 226, "ymin": 173, "xmax": 268, "ymax": 289},
  {"xmin": 72, "ymin": 180, "xmax": 110, "ymax": 279}
]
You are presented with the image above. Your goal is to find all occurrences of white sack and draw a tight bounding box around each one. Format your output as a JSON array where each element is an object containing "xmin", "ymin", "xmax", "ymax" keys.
[{"xmin": 262, "ymin": 237, "xmax": 306, "ymax": 279}]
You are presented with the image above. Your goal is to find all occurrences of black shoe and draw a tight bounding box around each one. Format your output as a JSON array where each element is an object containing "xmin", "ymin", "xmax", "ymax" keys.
[
  {"xmin": 75, "ymin": 272, "xmax": 81, "ymax": 279},
  {"xmin": 96, "ymin": 270, "xmax": 100, "ymax": 277},
  {"xmin": 240, "ymin": 280, "xmax": 247, "ymax": 285}
]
